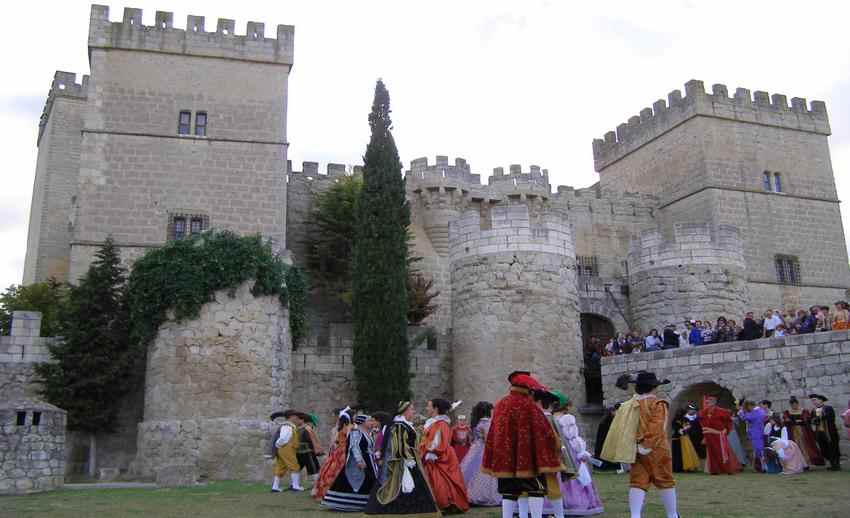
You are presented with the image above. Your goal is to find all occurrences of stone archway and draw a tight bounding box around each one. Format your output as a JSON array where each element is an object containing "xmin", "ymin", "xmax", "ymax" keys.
[
  {"xmin": 580, "ymin": 313, "xmax": 615, "ymax": 406},
  {"xmin": 670, "ymin": 381, "xmax": 736, "ymax": 418}
]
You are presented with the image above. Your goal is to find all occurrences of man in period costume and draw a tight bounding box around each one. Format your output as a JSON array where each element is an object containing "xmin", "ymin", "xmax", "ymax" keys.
[
  {"xmin": 698, "ymin": 395, "xmax": 739, "ymax": 475},
  {"xmin": 322, "ymin": 414, "xmax": 379, "ymax": 511},
  {"xmin": 482, "ymin": 370, "xmax": 563, "ymax": 518},
  {"xmin": 809, "ymin": 394, "xmax": 842, "ymax": 470},
  {"xmin": 269, "ymin": 410, "xmax": 305, "ymax": 492},
  {"xmin": 600, "ymin": 371, "xmax": 678, "ymax": 518},
  {"xmin": 296, "ymin": 413, "xmax": 324, "ymax": 482}
]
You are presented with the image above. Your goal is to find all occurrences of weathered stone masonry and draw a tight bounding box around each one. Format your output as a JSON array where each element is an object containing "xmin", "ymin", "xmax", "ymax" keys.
[{"xmin": 0, "ymin": 400, "xmax": 66, "ymax": 495}]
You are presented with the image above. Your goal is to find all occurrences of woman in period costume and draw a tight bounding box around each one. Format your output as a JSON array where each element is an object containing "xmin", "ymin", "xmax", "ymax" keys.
[
  {"xmin": 364, "ymin": 401, "xmax": 440, "ymax": 517},
  {"xmin": 322, "ymin": 414, "xmax": 379, "ymax": 511},
  {"xmin": 671, "ymin": 409, "xmax": 700, "ymax": 473},
  {"xmin": 782, "ymin": 396, "xmax": 824, "ymax": 466},
  {"xmin": 450, "ymin": 415, "xmax": 472, "ymax": 463},
  {"xmin": 727, "ymin": 412, "xmax": 749, "ymax": 469},
  {"xmin": 459, "ymin": 401, "xmax": 500, "ymax": 507},
  {"xmin": 419, "ymin": 398, "xmax": 470, "ymax": 514},
  {"xmin": 313, "ymin": 407, "xmax": 353, "ymax": 501},
  {"xmin": 768, "ymin": 433, "xmax": 806, "ymax": 475},
  {"xmin": 761, "ymin": 415, "xmax": 783, "ymax": 474},
  {"xmin": 553, "ymin": 394, "xmax": 604, "ymax": 516}
]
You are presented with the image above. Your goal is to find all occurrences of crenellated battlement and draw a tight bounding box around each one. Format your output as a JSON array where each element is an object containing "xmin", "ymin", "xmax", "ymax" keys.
[
  {"xmin": 592, "ymin": 79, "xmax": 831, "ymax": 171},
  {"xmin": 405, "ymin": 156, "xmax": 482, "ymax": 190},
  {"xmin": 287, "ymin": 160, "xmax": 358, "ymax": 180},
  {"xmin": 88, "ymin": 5, "xmax": 294, "ymax": 65},
  {"xmin": 487, "ymin": 164, "xmax": 551, "ymax": 195},
  {"xmin": 38, "ymin": 71, "xmax": 89, "ymax": 146},
  {"xmin": 628, "ymin": 222, "xmax": 745, "ymax": 275}
]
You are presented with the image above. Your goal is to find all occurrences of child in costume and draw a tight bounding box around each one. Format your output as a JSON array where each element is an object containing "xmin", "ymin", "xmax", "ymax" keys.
[
  {"xmin": 459, "ymin": 401, "xmax": 501, "ymax": 507},
  {"xmin": 600, "ymin": 371, "xmax": 679, "ymax": 518},
  {"xmin": 270, "ymin": 410, "xmax": 304, "ymax": 492},
  {"xmin": 533, "ymin": 389, "xmax": 574, "ymax": 518},
  {"xmin": 552, "ymin": 393, "xmax": 604, "ymax": 516},
  {"xmin": 450, "ymin": 415, "xmax": 472, "ymax": 463}
]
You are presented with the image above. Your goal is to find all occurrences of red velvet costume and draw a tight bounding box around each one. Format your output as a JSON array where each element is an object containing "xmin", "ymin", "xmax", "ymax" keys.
[
  {"xmin": 698, "ymin": 399, "xmax": 740, "ymax": 475},
  {"xmin": 482, "ymin": 383, "xmax": 562, "ymax": 478},
  {"xmin": 419, "ymin": 416, "xmax": 470, "ymax": 512},
  {"xmin": 450, "ymin": 423, "xmax": 472, "ymax": 462}
]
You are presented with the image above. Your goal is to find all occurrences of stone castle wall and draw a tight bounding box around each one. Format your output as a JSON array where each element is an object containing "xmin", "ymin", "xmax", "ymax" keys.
[
  {"xmin": 0, "ymin": 401, "xmax": 66, "ymax": 495},
  {"xmin": 134, "ymin": 281, "xmax": 290, "ymax": 481},
  {"xmin": 627, "ymin": 223, "xmax": 749, "ymax": 332}
]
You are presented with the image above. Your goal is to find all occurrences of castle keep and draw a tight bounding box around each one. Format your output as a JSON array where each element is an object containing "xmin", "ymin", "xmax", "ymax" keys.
[{"xmin": 11, "ymin": 4, "xmax": 850, "ymax": 480}]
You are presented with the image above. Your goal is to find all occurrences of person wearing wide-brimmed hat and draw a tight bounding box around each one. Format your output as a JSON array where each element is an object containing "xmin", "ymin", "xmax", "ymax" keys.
[
  {"xmin": 269, "ymin": 410, "xmax": 305, "ymax": 492},
  {"xmin": 809, "ymin": 394, "xmax": 841, "ymax": 470},
  {"xmin": 482, "ymin": 371, "xmax": 563, "ymax": 518},
  {"xmin": 601, "ymin": 371, "xmax": 679, "ymax": 518}
]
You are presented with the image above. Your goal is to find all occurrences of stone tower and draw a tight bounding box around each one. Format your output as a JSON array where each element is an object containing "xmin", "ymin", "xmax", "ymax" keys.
[
  {"xmin": 24, "ymin": 5, "xmax": 295, "ymax": 283},
  {"xmin": 448, "ymin": 204, "xmax": 583, "ymax": 407},
  {"xmin": 593, "ymin": 79, "xmax": 850, "ymax": 311},
  {"xmin": 627, "ymin": 223, "xmax": 749, "ymax": 332}
]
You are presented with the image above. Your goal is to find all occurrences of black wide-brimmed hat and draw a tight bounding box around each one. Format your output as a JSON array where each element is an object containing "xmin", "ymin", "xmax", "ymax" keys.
[
  {"xmin": 635, "ymin": 371, "xmax": 670, "ymax": 387},
  {"xmin": 808, "ymin": 393, "xmax": 828, "ymax": 402},
  {"xmin": 269, "ymin": 409, "xmax": 301, "ymax": 420}
]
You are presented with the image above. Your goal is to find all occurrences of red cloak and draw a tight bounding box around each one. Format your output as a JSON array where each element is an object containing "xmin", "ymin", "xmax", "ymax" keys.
[
  {"xmin": 482, "ymin": 386, "xmax": 562, "ymax": 478},
  {"xmin": 450, "ymin": 423, "xmax": 472, "ymax": 462},
  {"xmin": 698, "ymin": 405, "xmax": 740, "ymax": 474}
]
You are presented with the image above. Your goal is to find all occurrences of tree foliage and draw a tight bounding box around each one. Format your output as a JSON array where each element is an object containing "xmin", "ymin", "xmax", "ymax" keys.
[
  {"xmin": 0, "ymin": 279, "xmax": 67, "ymax": 336},
  {"xmin": 352, "ymin": 80, "xmax": 412, "ymax": 411},
  {"xmin": 407, "ymin": 274, "xmax": 440, "ymax": 325},
  {"xmin": 34, "ymin": 238, "xmax": 134, "ymax": 433}
]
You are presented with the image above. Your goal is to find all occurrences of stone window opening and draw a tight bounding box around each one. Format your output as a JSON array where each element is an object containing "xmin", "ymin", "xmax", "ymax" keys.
[
  {"xmin": 774, "ymin": 173, "xmax": 782, "ymax": 193},
  {"xmin": 426, "ymin": 333, "xmax": 438, "ymax": 351},
  {"xmin": 775, "ymin": 255, "xmax": 801, "ymax": 286},
  {"xmin": 178, "ymin": 110, "xmax": 191, "ymax": 135},
  {"xmin": 168, "ymin": 213, "xmax": 209, "ymax": 241},
  {"xmin": 32, "ymin": 412, "xmax": 41, "ymax": 426},
  {"xmin": 577, "ymin": 255, "xmax": 599, "ymax": 277},
  {"xmin": 16, "ymin": 411, "xmax": 26, "ymax": 426},
  {"xmin": 762, "ymin": 171, "xmax": 772, "ymax": 191},
  {"xmin": 195, "ymin": 111, "xmax": 207, "ymax": 137}
]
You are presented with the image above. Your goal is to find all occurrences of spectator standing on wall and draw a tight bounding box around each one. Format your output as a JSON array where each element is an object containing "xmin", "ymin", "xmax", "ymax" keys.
[
  {"xmin": 688, "ymin": 320, "xmax": 703, "ymax": 346},
  {"xmin": 798, "ymin": 307, "xmax": 818, "ymax": 334},
  {"xmin": 832, "ymin": 301, "xmax": 850, "ymax": 330},
  {"xmin": 700, "ymin": 321, "xmax": 715, "ymax": 345},
  {"xmin": 816, "ymin": 306, "xmax": 831, "ymax": 332},
  {"xmin": 762, "ymin": 310, "xmax": 783, "ymax": 338},
  {"xmin": 644, "ymin": 329, "xmax": 662, "ymax": 352},
  {"xmin": 738, "ymin": 312, "xmax": 762, "ymax": 341},
  {"xmin": 662, "ymin": 325, "xmax": 679, "ymax": 349}
]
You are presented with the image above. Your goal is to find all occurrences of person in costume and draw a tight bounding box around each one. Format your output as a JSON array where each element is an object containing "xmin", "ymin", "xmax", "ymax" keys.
[
  {"xmin": 698, "ymin": 394, "xmax": 739, "ymax": 475},
  {"xmin": 593, "ymin": 404, "xmax": 619, "ymax": 471},
  {"xmin": 737, "ymin": 400, "xmax": 768, "ymax": 472},
  {"xmin": 671, "ymin": 409, "xmax": 700, "ymax": 473},
  {"xmin": 682, "ymin": 402, "xmax": 705, "ymax": 459},
  {"xmin": 296, "ymin": 413, "xmax": 324, "ymax": 483},
  {"xmin": 809, "ymin": 394, "xmax": 842, "ymax": 470},
  {"xmin": 761, "ymin": 415, "xmax": 783, "ymax": 474},
  {"xmin": 782, "ymin": 396, "xmax": 824, "ymax": 466},
  {"xmin": 768, "ymin": 433, "xmax": 806, "ymax": 475},
  {"xmin": 270, "ymin": 410, "xmax": 304, "ymax": 492},
  {"xmin": 322, "ymin": 414, "xmax": 379, "ymax": 511},
  {"xmin": 600, "ymin": 371, "xmax": 679, "ymax": 518},
  {"xmin": 552, "ymin": 393, "xmax": 604, "ymax": 516},
  {"xmin": 459, "ymin": 401, "xmax": 501, "ymax": 507},
  {"xmin": 313, "ymin": 407, "xmax": 353, "ymax": 501},
  {"xmin": 450, "ymin": 415, "xmax": 472, "ymax": 463},
  {"xmin": 482, "ymin": 370, "xmax": 563, "ymax": 518},
  {"xmin": 727, "ymin": 410, "xmax": 748, "ymax": 469},
  {"xmin": 533, "ymin": 389, "xmax": 572, "ymax": 518},
  {"xmin": 420, "ymin": 398, "xmax": 470, "ymax": 514},
  {"xmin": 364, "ymin": 401, "xmax": 440, "ymax": 517},
  {"xmin": 841, "ymin": 399, "xmax": 850, "ymax": 440}
]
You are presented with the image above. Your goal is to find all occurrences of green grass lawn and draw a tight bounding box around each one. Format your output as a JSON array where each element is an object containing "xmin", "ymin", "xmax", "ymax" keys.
[{"xmin": 1, "ymin": 469, "xmax": 848, "ymax": 518}]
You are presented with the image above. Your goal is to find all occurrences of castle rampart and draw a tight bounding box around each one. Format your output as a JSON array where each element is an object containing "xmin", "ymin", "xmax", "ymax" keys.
[
  {"xmin": 88, "ymin": 6, "xmax": 294, "ymax": 65},
  {"xmin": 37, "ymin": 72, "xmax": 88, "ymax": 146},
  {"xmin": 627, "ymin": 223, "xmax": 749, "ymax": 332},
  {"xmin": 592, "ymin": 79, "xmax": 831, "ymax": 171}
]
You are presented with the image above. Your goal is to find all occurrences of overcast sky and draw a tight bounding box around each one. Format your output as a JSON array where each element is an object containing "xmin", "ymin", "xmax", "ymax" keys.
[{"xmin": 2, "ymin": 0, "xmax": 849, "ymax": 289}]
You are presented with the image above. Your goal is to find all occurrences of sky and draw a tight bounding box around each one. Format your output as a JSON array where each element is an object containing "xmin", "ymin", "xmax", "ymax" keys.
[{"xmin": 2, "ymin": 0, "xmax": 849, "ymax": 290}]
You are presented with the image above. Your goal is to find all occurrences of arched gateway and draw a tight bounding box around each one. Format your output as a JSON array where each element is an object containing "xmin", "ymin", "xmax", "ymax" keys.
[{"xmin": 580, "ymin": 313, "xmax": 615, "ymax": 406}]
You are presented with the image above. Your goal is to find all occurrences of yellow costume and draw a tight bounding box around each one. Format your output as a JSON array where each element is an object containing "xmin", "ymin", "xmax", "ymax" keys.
[
  {"xmin": 274, "ymin": 422, "xmax": 301, "ymax": 477},
  {"xmin": 600, "ymin": 395, "xmax": 640, "ymax": 464}
]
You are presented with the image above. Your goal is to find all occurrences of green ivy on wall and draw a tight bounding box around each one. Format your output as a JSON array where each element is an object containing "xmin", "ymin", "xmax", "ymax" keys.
[{"xmin": 127, "ymin": 231, "xmax": 306, "ymax": 349}]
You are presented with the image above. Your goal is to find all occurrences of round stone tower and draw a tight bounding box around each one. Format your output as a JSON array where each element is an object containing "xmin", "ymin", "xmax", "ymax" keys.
[
  {"xmin": 448, "ymin": 204, "xmax": 582, "ymax": 407},
  {"xmin": 627, "ymin": 223, "xmax": 749, "ymax": 332}
]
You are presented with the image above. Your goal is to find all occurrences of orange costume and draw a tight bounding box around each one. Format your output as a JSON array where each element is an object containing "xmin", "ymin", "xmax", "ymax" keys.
[
  {"xmin": 312, "ymin": 423, "xmax": 351, "ymax": 501},
  {"xmin": 419, "ymin": 415, "xmax": 470, "ymax": 513},
  {"xmin": 630, "ymin": 394, "xmax": 675, "ymax": 491}
]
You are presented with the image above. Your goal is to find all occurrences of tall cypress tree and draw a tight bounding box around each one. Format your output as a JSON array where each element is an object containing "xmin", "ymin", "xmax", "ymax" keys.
[{"xmin": 352, "ymin": 80, "xmax": 411, "ymax": 411}]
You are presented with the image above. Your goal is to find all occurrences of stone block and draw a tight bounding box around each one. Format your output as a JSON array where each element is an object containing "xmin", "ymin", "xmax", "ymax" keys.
[
  {"xmin": 156, "ymin": 464, "xmax": 199, "ymax": 487},
  {"xmin": 99, "ymin": 467, "xmax": 120, "ymax": 481}
]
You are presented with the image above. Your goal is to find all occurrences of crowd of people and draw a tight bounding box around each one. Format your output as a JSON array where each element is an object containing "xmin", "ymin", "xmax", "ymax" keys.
[
  {"xmin": 588, "ymin": 301, "xmax": 850, "ymax": 357},
  {"xmin": 267, "ymin": 370, "xmax": 846, "ymax": 518}
]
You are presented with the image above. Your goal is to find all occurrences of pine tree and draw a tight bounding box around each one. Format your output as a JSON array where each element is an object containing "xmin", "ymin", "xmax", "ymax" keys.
[
  {"xmin": 34, "ymin": 238, "xmax": 135, "ymax": 476},
  {"xmin": 352, "ymin": 80, "xmax": 412, "ymax": 411}
]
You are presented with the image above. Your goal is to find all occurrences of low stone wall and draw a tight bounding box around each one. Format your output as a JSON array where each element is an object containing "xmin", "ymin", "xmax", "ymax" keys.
[{"xmin": 0, "ymin": 400, "xmax": 66, "ymax": 495}]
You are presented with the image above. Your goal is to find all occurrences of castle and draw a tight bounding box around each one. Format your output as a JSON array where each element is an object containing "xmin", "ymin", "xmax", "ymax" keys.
[{"xmin": 11, "ymin": 5, "xmax": 850, "ymax": 480}]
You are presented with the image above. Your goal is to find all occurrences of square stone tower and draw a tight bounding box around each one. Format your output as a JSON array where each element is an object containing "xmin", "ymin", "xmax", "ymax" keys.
[
  {"xmin": 24, "ymin": 5, "xmax": 294, "ymax": 283},
  {"xmin": 593, "ymin": 79, "xmax": 850, "ymax": 310}
]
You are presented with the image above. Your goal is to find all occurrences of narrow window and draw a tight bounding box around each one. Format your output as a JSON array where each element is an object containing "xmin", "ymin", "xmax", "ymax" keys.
[
  {"xmin": 16, "ymin": 411, "xmax": 26, "ymax": 426},
  {"xmin": 577, "ymin": 256, "xmax": 599, "ymax": 277},
  {"xmin": 775, "ymin": 255, "xmax": 800, "ymax": 286},
  {"xmin": 178, "ymin": 111, "xmax": 191, "ymax": 135},
  {"xmin": 763, "ymin": 171, "xmax": 772, "ymax": 191},
  {"xmin": 774, "ymin": 173, "xmax": 782, "ymax": 193},
  {"xmin": 195, "ymin": 112, "xmax": 207, "ymax": 137},
  {"xmin": 190, "ymin": 217, "xmax": 204, "ymax": 236},
  {"xmin": 32, "ymin": 412, "xmax": 41, "ymax": 426},
  {"xmin": 173, "ymin": 216, "xmax": 186, "ymax": 240}
]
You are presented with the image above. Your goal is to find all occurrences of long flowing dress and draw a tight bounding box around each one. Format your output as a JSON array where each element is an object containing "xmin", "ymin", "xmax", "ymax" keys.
[
  {"xmin": 450, "ymin": 423, "xmax": 472, "ymax": 463},
  {"xmin": 459, "ymin": 418, "xmax": 500, "ymax": 506},
  {"xmin": 323, "ymin": 427, "xmax": 378, "ymax": 511},
  {"xmin": 727, "ymin": 415, "xmax": 748, "ymax": 467},
  {"xmin": 419, "ymin": 415, "xmax": 470, "ymax": 513},
  {"xmin": 761, "ymin": 424, "xmax": 782, "ymax": 474},
  {"xmin": 770, "ymin": 438, "xmax": 806, "ymax": 475},
  {"xmin": 783, "ymin": 409, "xmax": 824, "ymax": 466},
  {"xmin": 671, "ymin": 417, "xmax": 700, "ymax": 472},
  {"xmin": 365, "ymin": 417, "xmax": 440, "ymax": 517},
  {"xmin": 552, "ymin": 414, "xmax": 604, "ymax": 516},
  {"xmin": 312, "ymin": 425, "xmax": 350, "ymax": 501},
  {"xmin": 698, "ymin": 406, "xmax": 740, "ymax": 475}
]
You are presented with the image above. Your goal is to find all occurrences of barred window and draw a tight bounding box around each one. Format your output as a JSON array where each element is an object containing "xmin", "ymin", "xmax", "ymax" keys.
[
  {"xmin": 195, "ymin": 111, "xmax": 207, "ymax": 137},
  {"xmin": 169, "ymin": 213, "xmax": 209, "ymax": 241},
  {"xmin": 763, "ymin": 171, "xmax": 772, "ymax": 191},
  {"xmin": 577, "ymin": 255, "xmax": 599, "ymax": 277},
  {"xmin": 775, "ymin": 255, "xmax": 800, "ymax": 285},
  {"xmin": 774, "ymin": 173, "xmax": 782, "ymax": 193},
  {"xmin": 172, "ymin": 217, "xmax": 186, "ymax": 240},
  {"xmin": 178, "ymin": 111, "xmax": 191, "ymax": 135}
]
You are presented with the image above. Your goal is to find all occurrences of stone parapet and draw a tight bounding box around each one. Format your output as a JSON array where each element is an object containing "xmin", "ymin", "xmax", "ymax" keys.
[
  {"xmin": 88, "ymin": 5, "xmax": 294, "ymax": 65},
  {"xmin": 0, "ymin": 400, "xmax": 66, "ymax": 495},
  {"xmin": 628, "ymin": 223, "xmax": 745, "ymax": 276},
  {"xmin": 38, "ymin": 71, "xmax": 88, "ymax": 146},
  {"xmin": 593, "ymin": 79, "xmax": 831, "ymax": 171}
]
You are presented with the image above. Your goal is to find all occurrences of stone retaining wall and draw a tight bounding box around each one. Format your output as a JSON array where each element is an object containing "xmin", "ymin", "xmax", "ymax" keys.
[{"xmin": 0, "ymin": 400, "xmax": 66, "ymax": 495}]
